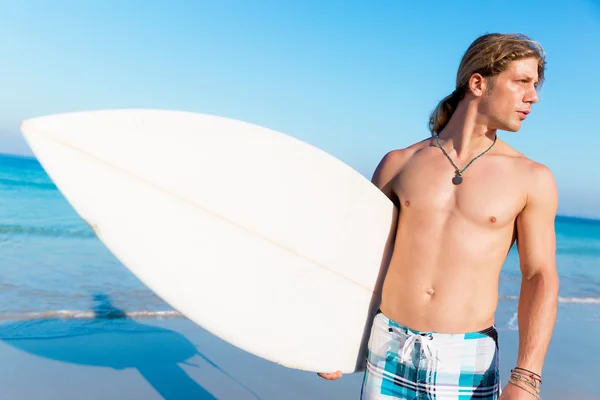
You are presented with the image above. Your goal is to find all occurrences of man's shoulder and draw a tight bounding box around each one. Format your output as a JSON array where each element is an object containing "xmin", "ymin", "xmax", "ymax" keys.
[
  {"xmin": 498, "ymin": 143, "xmax": 556, "ymax": 200},
  {"xmin": 378, "ymin": 138, "xmax": 432, "ymax": 168},
  {"xmin": 522, "ymin": 159, "xmax": 557, "ymax": 201},
  {"xmin": 372, "ymin": 138, "xmax": 431, "ymax": 192},
  {"xmin": 504, "ymin": 148, "xmax": 553, "ymax": 182}
]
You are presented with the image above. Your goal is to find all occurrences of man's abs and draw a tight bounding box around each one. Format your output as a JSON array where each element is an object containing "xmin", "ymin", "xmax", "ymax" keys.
[{"xmin": 379, "ymin": 213, "xmax": 515, "ymax": 334}]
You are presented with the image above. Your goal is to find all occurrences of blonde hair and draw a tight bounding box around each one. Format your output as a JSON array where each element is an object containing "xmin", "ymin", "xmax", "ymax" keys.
[{"xmin": 428, "ymin": 33, "xmax": 546, "ymax": 134}]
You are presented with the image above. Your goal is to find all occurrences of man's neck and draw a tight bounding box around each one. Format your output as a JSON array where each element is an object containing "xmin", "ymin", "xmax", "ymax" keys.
[{"xmin": 436, "ymin": 101, "xmax": 498, "ymax": 157}]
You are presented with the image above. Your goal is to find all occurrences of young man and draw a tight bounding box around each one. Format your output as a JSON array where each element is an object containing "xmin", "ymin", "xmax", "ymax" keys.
[{"xmin": 318, "ymin": 33, "xmax": 559, "ymax": 399}]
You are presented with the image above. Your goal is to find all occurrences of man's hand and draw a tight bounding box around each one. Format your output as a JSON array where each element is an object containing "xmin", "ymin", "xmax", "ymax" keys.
[
  {"xmin": 498, "ymin": 382, "xmax": 539, "ymax": 399},
  {"xmin": 317, "ymin": 371, "xmax": 342, "ymax": 381}
]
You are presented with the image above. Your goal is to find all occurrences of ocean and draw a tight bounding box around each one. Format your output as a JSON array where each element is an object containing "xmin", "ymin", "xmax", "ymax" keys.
[{"xmin": 1, "ymin": 151, "xmax": 599, "ymax": 338}]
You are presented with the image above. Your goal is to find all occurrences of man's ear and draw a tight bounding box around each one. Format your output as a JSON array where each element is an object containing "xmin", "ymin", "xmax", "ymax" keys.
[{"xmin": 469, "ymin": 73, "xmax": 487, "ymax": 97}]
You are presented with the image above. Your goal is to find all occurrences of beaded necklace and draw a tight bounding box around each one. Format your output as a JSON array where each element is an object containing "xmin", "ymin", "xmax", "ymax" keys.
[{"xmin": 433, "ymin": 133, "xmax": 497, "ymax": 185}]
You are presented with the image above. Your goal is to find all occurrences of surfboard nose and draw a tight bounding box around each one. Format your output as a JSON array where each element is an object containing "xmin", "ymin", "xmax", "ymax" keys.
[
  {"xmin": 20, "ymin": 116, "xmax": 40, "ymax": 137},
  {"xmin": 20, "ymin": 112, "xmax": 76, "ymax": 139}
]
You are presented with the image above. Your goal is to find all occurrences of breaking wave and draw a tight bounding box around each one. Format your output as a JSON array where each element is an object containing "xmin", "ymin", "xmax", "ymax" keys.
[
  {"xmin": 500, "ymin": 295, "xmax": 600, "ymax": 304},
  {"xmin": 0, "ymin": 224, "xmax": 95, "ymax": 239}
]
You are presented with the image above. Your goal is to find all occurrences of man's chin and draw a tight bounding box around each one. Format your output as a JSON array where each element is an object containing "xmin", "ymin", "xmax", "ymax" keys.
[{"xmin": 498, "ymin": 122, "xmax": 522, "ymax": 133}]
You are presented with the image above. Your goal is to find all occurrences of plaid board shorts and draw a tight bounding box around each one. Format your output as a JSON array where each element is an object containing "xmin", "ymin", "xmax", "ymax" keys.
[{"xmin": 361, "ymin": 310, "xmax": 501, "ymax": 400}]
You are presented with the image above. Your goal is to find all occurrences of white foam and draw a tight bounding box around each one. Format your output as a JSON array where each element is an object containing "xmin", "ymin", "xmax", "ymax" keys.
[
  {"xmin": 558, "ymin": 296, "xmax": 600, "ymax": 304},
  {"xmin": 507, "ymin": 311, "xmax": 519, "ymax": 330},
  {"xmin": 500, "ymin": 296, "xmax": 600, "ymax": 304},
  {"xmin": 0, "ymin": 310, "xmax": 182, "ymax": 321}
]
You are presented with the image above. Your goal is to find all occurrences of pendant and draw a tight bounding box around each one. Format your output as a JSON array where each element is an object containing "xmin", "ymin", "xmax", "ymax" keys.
[{"xmin": 452, "ymin": 175, "xmax": 463, "ymax": 185}]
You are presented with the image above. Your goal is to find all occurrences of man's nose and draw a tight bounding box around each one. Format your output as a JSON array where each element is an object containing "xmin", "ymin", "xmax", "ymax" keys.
[{"xmin": 526, "ymin": 86, "xmax": 539, "ymax": 104}]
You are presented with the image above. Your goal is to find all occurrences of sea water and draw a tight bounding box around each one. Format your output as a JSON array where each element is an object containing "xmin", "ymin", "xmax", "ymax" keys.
[{"xmin": 1, "ymin": 153, "xmax": 599, "ymax": 338}]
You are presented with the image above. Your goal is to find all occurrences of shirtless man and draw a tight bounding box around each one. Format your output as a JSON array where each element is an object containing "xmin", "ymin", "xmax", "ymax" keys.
[{"xmin": 318, "ymin": 33, "xmax": 559, "ymax": 399}]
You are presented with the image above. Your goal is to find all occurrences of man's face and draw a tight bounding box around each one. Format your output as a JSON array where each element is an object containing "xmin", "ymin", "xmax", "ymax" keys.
[{"xmin": 479, "ymin": 57, "xmax": 540, "ymax": 132}]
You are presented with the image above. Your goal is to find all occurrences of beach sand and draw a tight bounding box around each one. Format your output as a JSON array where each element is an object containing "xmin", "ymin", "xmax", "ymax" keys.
[{"xmin": 0, "ymin": 316, "xmax": 597, "ymax": 400}]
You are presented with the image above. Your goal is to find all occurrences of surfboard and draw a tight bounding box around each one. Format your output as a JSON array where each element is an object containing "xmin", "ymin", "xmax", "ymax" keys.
[{"xmin": 20, "ymin": 109, "xmax": 396, "ymax": 374}]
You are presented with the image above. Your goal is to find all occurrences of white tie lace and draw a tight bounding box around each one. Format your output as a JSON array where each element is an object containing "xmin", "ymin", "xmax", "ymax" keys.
[{"xmin": 400, "ymin": 330, "xmax": 438, "ymax": 364}]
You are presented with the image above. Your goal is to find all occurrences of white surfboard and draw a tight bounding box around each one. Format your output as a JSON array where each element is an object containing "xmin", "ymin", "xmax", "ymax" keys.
[{"xmin": 20, "ymin": 109, "xmax": 396, "ymax": 373}]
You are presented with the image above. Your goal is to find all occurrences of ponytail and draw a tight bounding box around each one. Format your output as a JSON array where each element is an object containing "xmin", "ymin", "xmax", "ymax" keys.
[{"xmin": 428, "ymin": 89, "xmax": 462, "ymax": 135}]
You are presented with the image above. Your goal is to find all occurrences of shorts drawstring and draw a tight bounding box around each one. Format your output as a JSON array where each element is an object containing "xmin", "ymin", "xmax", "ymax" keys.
[{"xmin": 399, "ymin": 330, "xmax": 438, "ymax": 365}]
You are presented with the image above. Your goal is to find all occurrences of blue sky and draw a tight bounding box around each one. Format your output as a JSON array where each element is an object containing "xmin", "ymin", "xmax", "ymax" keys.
[{"xmin": 1, "ymin": 0, "xmax": 599, "ymax": 218}]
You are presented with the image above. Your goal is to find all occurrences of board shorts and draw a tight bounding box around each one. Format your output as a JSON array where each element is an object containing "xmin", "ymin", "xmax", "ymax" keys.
[{"xmin": 361, "ymin": 310, "xmax": 501, "ymax": 400}]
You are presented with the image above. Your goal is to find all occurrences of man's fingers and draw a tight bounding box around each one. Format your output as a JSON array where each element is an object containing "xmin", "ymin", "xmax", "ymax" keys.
[{"xmin": 317, "ymin": 371, "xmax": 342, "ymax": 380}]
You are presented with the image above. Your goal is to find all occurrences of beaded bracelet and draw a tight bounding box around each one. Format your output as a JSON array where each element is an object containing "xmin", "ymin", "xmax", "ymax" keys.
[
  {"xmin": 513, "ymin": 367, "xmax": 542, "ymax": 383},
  {"xmin": 509, "ymin": 378, "xmax": 541, "ymax": 399},
  {"xmin": 510, "ymin": 373, "xmax": 541, "ymax": 392}
]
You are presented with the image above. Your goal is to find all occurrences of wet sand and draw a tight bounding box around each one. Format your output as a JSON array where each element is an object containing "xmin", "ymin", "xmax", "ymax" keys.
[{"xmin": 0, "ymin": 317, "xmax": 596, "ymax": 399}]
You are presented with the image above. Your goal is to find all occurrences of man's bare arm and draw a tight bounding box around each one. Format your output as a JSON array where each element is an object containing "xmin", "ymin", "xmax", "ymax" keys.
[
  {"xmin": 371, "ymin": 149, "xmax": 406, "ymax": 206},
  {"xmin": 514, "ymin": 163, "xmax": 560, "ymax": 376}
]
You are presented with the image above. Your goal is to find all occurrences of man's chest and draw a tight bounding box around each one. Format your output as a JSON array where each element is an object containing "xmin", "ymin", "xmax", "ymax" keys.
[{"xmin": 393, "ymin": 156, "xmax": 526, "ymax": 228}]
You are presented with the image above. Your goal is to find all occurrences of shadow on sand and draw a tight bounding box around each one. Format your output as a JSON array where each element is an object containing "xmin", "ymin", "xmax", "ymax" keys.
[{"xmin": 0, "ymin": 293, "xmax": 261, "ymax": 400}]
